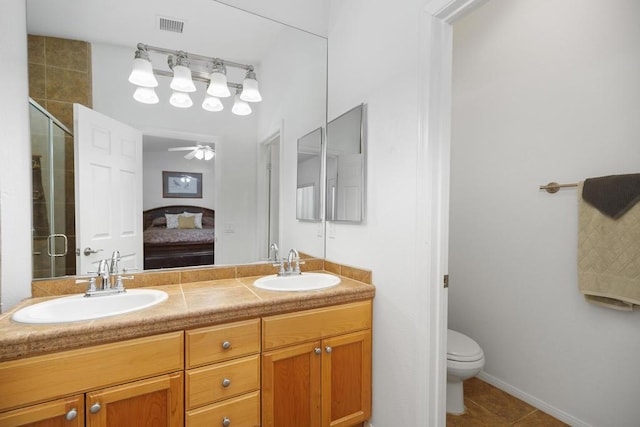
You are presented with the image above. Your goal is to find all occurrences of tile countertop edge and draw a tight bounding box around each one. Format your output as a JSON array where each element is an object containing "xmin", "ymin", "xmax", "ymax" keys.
[{"xmin": 0, "ymin": 274, "xmax": 375, "ymax": 362}]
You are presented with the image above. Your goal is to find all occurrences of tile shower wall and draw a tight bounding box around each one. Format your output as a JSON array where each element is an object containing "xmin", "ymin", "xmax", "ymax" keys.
[{"xmin": 28, "ymin": 35, "xmax": 92, "ymax": 277}]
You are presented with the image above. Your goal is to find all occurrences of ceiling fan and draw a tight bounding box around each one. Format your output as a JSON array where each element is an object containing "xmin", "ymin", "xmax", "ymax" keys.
[{"xmin": 168, "ymin": 144, "xmax": 215, "ymax": 160}]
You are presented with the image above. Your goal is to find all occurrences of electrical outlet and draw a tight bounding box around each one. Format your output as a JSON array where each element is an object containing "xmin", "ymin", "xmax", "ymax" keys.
[{"xmin": 223, "ymin": 223, "xmax": 235, "ymax": 233}]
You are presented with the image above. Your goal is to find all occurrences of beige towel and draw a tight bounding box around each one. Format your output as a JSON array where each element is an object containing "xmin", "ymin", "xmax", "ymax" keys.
[{"xmin": 578, "ymin": 182, "xmax": 640, "ymax": 311}]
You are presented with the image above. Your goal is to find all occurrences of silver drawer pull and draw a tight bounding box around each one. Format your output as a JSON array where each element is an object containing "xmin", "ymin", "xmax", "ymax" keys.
[
  {"xmin": 222, "ymin": 378, "xmax": 231, "ymax": 387},
  {"xmin": 66, "ymin": 408, "xmax": 78, "ymax": 420},
  {"xmin": 222, "ymin": 416, "xmax": 231, "ymax": 426},
  {"xmin": 222, "ymin": 341, "xmax": 231, "ymax": 350},
  {"xmin": 90, "ymin": 402, "xmax": 101, "ymax": 414},
  {"xmin": 314, "ymin": 347, "xmax": 321, "ymax": 355}
]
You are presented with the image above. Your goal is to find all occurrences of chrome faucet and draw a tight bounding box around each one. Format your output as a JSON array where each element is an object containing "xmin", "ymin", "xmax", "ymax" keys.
[
  {"xmin": 96, "ymin": 259, "xmax": 111, "ymax": 290},
  {"xmin": 270, "ymin": 243, "xmax": 279, "ymax": 262},
  {"xmin": 77, "ymin": 250, "xmax": 132, "ymax": 297},
  {"xmin": 287, "ymin": 248, "xmax": 301, "ymax": 275}
]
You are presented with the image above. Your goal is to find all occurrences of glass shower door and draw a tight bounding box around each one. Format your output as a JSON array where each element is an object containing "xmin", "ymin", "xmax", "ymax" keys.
[{"xmin": 30, "ymin": 99, "xmax": 75, "ymax": 278}]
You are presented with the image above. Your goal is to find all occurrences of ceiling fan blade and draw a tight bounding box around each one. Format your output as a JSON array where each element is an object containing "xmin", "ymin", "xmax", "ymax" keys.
[
  {"xmin": 184, "ymin": 149, "xmax": 199, "ymax": 160},
  {"xmin": 168, "ymin": 146, "xmax": 200, "ymax": 152}
]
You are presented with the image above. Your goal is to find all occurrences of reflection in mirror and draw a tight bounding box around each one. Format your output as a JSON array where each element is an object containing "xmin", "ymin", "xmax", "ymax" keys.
[
  {"xmin": 326, "ymin": 104, "xmax": 367, "ymax": 222},
  {"xmin": 26, "ymin": 0, "xmax": 327, "ymax": 279},
  {"xmin": 296, "ymin": 127, "xmax": 323, "ymax": 221}
]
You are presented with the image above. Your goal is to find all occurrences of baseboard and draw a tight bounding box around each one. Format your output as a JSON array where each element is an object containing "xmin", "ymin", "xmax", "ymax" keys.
[{"xmin": 477, "ymin": 371, "xmax": 591, "ymax": 427}]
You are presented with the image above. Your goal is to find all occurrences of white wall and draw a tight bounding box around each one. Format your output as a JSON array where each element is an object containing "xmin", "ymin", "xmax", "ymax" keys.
[
  {"xmin": 450, "ymin": 1, "xmax": 640, "ymax": 425},
  {"xmin": 327, "ymin": 0, "xmax": 430, "ymax": 425},
  {"xmin": 0, "ymin": 0, "xmax": 32, "ymax": 312},
  {"xmin": 216, "ymin": 0, "xmax": 329, "ymax": 38},
  {"xmin": 142, "ymin": 152, "xmax": 215, "ymax": 211},
  {"xmin": 257, "ymin": 26, "xmax": 327, "ymax": 258}
]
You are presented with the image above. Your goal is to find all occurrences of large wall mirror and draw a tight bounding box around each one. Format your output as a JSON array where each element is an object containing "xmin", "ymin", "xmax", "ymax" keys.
[
  {"xmin": 26, "ymin": 0, "xmax": 327, "ymax": 279},
  {"xmin": 326, "ymin": 103, "xmax": 367, "ymax": 222},
  {"xmin": 296, "ymin": 127, "xmax": 323, "ymax": 221}
]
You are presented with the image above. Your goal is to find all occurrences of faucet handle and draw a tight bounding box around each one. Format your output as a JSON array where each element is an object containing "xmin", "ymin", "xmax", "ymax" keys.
[
  {"xmin": 76, "ymin": 277, "xmax": 97, "ymax": 293},
  {"xmin": 114, "ymin": 275, "xmax": 134, "ymax": 292}
]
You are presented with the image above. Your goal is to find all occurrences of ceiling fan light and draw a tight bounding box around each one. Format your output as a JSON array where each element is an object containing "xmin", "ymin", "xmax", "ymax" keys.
[
  {"xmin": 202, "ymin": 95, "xmax": 224, "ymax": 112},
  {"xmin": 240, "ymin": 70, "xmax": 262, "ymax": 102},
  {"xmin": 133, "ymin": 86, "xmax": 159, "ymax": 104},
  {"xmin": 128, "ymin": 50, "xmax": 158, "ymax": 88},
  {"xmin": 232, "ymin": 93, "xmax": 252, "ymax": 116},
  {"xmin": 170, "ymin": 91, "xmax": 193, "ymax": 108},
  {"xmin": 194, "ymin": 150, "xmax": 205, "ymax": 160},
  {"xmin": 204, "ymin": 149, "xmax": 215, "ymax": 161}
]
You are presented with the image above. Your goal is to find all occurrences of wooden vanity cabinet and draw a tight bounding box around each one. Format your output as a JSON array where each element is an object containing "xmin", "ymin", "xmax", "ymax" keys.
[
  {"xmin": 261, "ymin": 301, "xmax": 372, "ymax": 427},
  {"xmin": 184, "ymin": 319, "xmax": 261, "ymax": 427},
  {"xmin": 0, "ymin": 332, "xmax": 184, "ymax": 427}
]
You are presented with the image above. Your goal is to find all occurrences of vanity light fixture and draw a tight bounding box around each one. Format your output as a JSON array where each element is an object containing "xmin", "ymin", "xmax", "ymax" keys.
[
  {"xmin": 128, "ymin": 43, "xmax": 262, "ymax": 116},
  {"xmin": 232, "ymin": 87, "xmax": 252, "ymax": 116}
]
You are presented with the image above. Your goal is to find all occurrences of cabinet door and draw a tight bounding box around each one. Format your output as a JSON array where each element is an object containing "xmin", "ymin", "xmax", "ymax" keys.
[
  {"xmin": 0, "ymin": 395, "xmax": 84, "ymax": 427},
  {"xmin": 86, "ymin": 372, "xmax": 183, "ymax": 427},
  {"xmin": 262, "ymin": 341, "xmax": 322, "ymax": 427},
  {"xmin": 322, "ymin": 330, "xmax": 372, "ymax": 427}
]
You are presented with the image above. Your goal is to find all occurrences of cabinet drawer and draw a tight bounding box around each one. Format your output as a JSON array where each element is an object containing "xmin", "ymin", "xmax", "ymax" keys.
[
  {"xmin": 262, "ymin": 301, "xmax": 372, "ymax": 350},
  {"xmin": 186, "ymin": 391, "xmax": 260, "ymax": 427},
  {"xmin": 0, "ymin": 394, "xmax": 84, "ymax": 427},
  {"xmin": 186, "ymin": 355, "xmax": 260, "ymax": 409},
  {"xmin": 0, "ymin": 331, "xmax": 184, "ymax": 412},
  {"xmin": 186, "ymin": 319, "xmax": 260, "ymax": 368}
]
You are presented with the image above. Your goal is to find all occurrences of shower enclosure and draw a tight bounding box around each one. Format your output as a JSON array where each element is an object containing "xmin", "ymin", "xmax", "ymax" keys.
[{"xmin": 29, "ymin": 99, "xmax": 76, "ymax": 278}]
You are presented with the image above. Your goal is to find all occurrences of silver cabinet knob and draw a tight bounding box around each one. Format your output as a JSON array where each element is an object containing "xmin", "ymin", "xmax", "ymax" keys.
[
  {"xmin": 65, "ymin": 408, "xmax": 78, "ymax": 420},
  {"xmin": 222, "ymin": 341, "xmax": 231, "ymax": 349},
  {"xmin": 222, "ymin": 378, "xmax": 231, "ymax": 387},
  {"xmin": 90, "ymin": 402, "xmax": 101, "ymax": 414},
  {"xmin": 314, "ymin": 347, "xmax": 321, "ymax": 355},
  {"xmin": 222, "ymin": 417, "xmax": 231, "ymax": 427},
  {"xmin": 325, "ymin": 346, "xmax": 333, "ymax": 353}
]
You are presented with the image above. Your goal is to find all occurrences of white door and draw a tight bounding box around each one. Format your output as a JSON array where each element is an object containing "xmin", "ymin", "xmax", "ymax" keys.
[
  {"xmin": 336, "ymin": 153, "xmax": 363, "ymax": 221},
  {"xmin": 74, "ymin": 104, "xmax": 143, "ymax": 275}
]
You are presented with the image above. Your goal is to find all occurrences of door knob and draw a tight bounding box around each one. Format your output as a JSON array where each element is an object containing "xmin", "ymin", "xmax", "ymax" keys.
[
  {"xmin": 325, "ymin": 346, "xmax": 332, "ymax": 353},
  {"xmin": 83, "ymin": 247, "xmax": 103, "ymax": 256},
  {"xmin": 222, "ymin": 417, "xmax": 231, "ymax": 426},
  {"xmin": 314, "ymin": 347, "xmax": 321, "ymax": 355}
]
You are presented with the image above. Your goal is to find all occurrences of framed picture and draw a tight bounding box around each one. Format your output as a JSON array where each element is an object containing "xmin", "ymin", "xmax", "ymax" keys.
[{"xmin": 162, "ymin": 171, "xmax": 203, "ymax": 198}]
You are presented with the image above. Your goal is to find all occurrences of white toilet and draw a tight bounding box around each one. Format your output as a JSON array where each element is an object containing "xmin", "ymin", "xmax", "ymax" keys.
[{"xmin": 446, "ymin": 329, "xmax": 485, "ymax": 415}]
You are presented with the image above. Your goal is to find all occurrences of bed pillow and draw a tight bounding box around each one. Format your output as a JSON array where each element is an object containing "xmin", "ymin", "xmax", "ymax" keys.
[
  {"xmin": 182, "ymin": 212, "xmax": 203, "ymax": 229},
  {"xmin": 165, "ymin": 213, "xmax": 180, "ymax": 229},
  {"xmin": 178, "ymin": 215, "xmax": 196, "ymax": 229},
  {"xmin": 151, "ymin": 217, "xmax": 167, "ymax": 227}
]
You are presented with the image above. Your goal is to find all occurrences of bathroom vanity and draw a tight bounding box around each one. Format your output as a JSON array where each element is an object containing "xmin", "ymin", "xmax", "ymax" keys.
[{"xmin": 0, "ymin": 270, "xmax": 374, "ymax": 427}]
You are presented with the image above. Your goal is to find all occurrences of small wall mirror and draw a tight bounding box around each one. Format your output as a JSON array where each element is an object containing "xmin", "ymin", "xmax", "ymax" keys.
[
  {"xmin": 326, "ymin": 103, "xmax": 366, "ymax": 222},
  {"xmin": 296, "ymin": 127, "xmax": 323, "ymax": 221}
]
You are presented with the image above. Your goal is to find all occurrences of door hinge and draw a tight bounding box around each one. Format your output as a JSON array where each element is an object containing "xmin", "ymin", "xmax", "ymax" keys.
[{"xmin": 443, "ymin": 274, "xmax": 449, "ymax": 288}]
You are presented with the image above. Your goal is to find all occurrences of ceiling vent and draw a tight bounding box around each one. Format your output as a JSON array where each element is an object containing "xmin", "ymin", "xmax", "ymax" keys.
[{"xmin": 157, "ymin": 16, "xmax": 185, "ymax": 34}]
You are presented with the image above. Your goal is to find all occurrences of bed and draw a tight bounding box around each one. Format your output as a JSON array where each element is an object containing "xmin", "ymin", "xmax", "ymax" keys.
[{"xmin": 143, "ymin": 205, "xmax": 215, "ymax": 270}]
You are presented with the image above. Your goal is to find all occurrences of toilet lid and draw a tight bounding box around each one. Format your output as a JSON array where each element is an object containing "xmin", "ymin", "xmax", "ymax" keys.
[{"xmin": 447, "ymin": 330, "xmax": 483, "ymax": 362}]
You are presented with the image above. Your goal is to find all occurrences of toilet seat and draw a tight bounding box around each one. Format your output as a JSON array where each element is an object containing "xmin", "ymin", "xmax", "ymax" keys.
[{"xmin": 447, "ymin": 329, "xmax": 483, "ymax": 362}]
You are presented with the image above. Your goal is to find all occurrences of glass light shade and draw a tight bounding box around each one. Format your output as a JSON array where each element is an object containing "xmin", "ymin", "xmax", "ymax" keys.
[
  {"xmin": 240, "ymin": 77, "xmax": 262, "ymax": 102},
  {"xmin": 170, "ymin": 65, "xmax": 196, "ymax": 92},
  {"xmin": 169, "ymin": 91, "xmax": 193, "ymax": 108},
  {"xmin": 232, "ymin": 94, "xmax": 252, "ymax": 116},
  {"xmin": 194, "ymin": 150, "xmax": 205, "ymax": 160},
  {"xmin": 128, "ymin": 58, "xmax": 158, "ymax": 88},
  {"xmin": 204, "ymin": 150, "xmax": 215, "ymax": 161},
  {"xmin": 133, "ymin": 86, "xmax": 159, "ymax": 104},
  {"xmin": 207, "ymin": 72, "xmax": 231, "ymax": 97},
  {"xmin": 202, "ymin": 95, "xmax": 224, "ymax": 112}
]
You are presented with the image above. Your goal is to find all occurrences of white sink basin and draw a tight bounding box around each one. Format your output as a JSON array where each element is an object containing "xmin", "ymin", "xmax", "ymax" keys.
[
  {"xmin": 11, "ymin": 289, "xmax": 168, "ymax": 324},
  {"xmin": 253, "ymin": 273, "xmax": 340, "ymax": 292}
]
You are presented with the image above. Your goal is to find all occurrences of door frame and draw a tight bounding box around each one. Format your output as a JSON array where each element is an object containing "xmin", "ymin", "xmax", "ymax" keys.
[{"xmin": 419, "ymin": 0, "xmax": 487, "ymax": 425}]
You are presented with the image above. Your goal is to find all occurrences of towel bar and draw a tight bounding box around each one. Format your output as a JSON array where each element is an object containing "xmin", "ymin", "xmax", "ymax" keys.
[{"xmin": 539, "ymin": 182, "xmax": 578, "ymax": 194}]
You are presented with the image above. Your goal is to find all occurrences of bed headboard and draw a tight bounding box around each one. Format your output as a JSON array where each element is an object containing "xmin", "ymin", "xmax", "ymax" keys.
[{"xmin": 143, "ymin": 205, "xmax": 215, "ymax": 229}]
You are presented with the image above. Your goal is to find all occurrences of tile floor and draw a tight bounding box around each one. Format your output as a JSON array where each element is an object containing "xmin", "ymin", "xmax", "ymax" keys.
[{"xmin": 446, "ymin": 377, "xmax": 569, "ymax": 426}]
